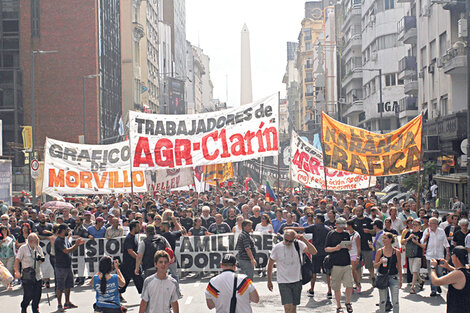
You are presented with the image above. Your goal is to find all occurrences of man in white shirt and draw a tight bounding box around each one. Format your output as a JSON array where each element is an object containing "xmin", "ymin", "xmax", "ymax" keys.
[
  {"xmin": 421, "ymin": 217, "xmax": 450, "ymax": 297},
  {"xmin": 267, "ymin": 230, "xmax": 317, "ymax": 313},
  {"xmin": 139, "ymin": 250, "xmax": 179, "ymax": 313},
  {"xmin": 205, "ymin": 254, "xmax": 259, "ymax": 313}
]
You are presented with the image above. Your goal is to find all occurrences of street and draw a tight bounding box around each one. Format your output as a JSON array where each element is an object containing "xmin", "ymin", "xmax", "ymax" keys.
[{"xmin": 1, "ymin": 273, "xmax": 448, "ymax": 312}]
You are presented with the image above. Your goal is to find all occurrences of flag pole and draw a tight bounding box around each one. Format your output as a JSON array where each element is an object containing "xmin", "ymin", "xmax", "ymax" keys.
[
  {"xmin": 128, "ymin": 124, "xmax": 134, "ymax": 195},
  {"xmin": 417, "ymin": 115, "xmax": 424, "ymax": 209},
  {"xmin": 277, "ymin": 91, "xmax": 281, "ymax": 193},
  {"xmin": 320, "ymin": 111, "xmax": 328, "ymax": 197}
]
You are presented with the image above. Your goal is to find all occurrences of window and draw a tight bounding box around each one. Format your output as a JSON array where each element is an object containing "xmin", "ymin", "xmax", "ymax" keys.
[
  {"xmin": 440, "ymin": 96, "xmax": 448, "ymax": 116},
  {"xmin": 391, "ymin": 74, "xmax": 396, "ymax": 86},
  {"xmin": 398, "ymin": 77, "xmax": 404, "ymax": 85},
  {"xmin": 31, "ymin": 0, "xmax": 40, "ymax": 37},
  {"xmin": 303, "ymin": 28, "xmax": 312, "ymax": 41},
  {"xmin": 382, "ymin": 118, "xmax": 391, "ymax": 130},
  {"xmin": 420, "ymin": 46, "xmax": 427, "ymax": 69},
  {"xmin": 439, "ymin": 32, "xmax": 447, "ymax": 57},
  {"xmin": 385, "ymin": 0, "xmax": 395, "ymax": 10},
  {"xmin": 306, "ymin": 42, "xmax": 312, "ymax": 51},
  {"xmin": 429, "ymin": 40, "xmax": 436, "ymax": 62},
  {"xmin": 385, "ymin": 74, "xmax": 391, "ymax": 86},
  {"xmin": 376, "ymin": 34, "xmax": 399, "ymax": 50}
]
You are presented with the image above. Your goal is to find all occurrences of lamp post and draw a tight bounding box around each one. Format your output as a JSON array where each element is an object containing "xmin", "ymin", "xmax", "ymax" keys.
[
  {"xmin": 363, "ymin": 68, "xmax": 383, "ymax": 133},
  {"xmin": 82, "ymin": 74, "xmax": 101, "ymax": 144},
  {"xmin": 30, "ymin": 50, "xmax": 57, "ymax": 201}
]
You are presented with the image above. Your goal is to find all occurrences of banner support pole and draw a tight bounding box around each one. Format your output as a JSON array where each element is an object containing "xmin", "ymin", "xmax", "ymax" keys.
[
  {"xmin": 417, "ymin": 117, "xmax": 424, "ymax": 209},
  {"xmin": 259, "ymin": 157, "xmax": 263, "ymax": 187},
  {"xmin": 128, "ymin": 128, "xmax": 134, "ymax": 195},
  {"xmin": 277, "ymin": 91, "xmax": 281, "ymax": 193},
  {"xmin": 320, "ymin": 111, "xmax": 328, "ymax": 197}
]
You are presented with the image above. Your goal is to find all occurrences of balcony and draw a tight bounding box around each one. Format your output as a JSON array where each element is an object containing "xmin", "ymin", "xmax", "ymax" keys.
[
  {"xmin": 398, "ymin": 96, "xmax": 418, "ymax": 119},
  {"xmin": 431, "ymin": 0, "xmax": 466, "ymax": 11},
  {"xmin": 404, "ymin": 80, "xmax": 418, "ymax": 95},
  {"xmin": 397, "ymin": 16, "xmax": 417, "ymax": 44},
  {"xmin": 424, "ymin": 111, "xmax": 467, "ymax": 142},
  {"xmin": 343, "ymin": 100, "xmax": 364, "ymax": 117},
  {"xmin": 342, "ymin": 67, "xmax": 362, "ymax": 87},
  {"xmin": 304, "ymin": 63, "xmax": 313, "ymax": 69},
  {"xmin": 305, "ymin": 92, "xmax": 314, "ymax": 97},
  {"xmin": 305, "ymin": 77, "xmax": 314, "ymax": 83},
  {"xmin": 440, "ymin": 46, "xmax": 467, "ymax": 75},
  {"xmin": 398, "ymin": 56, "xmax": 417, "ymax": 80},
  {"xmin": 341, "ymin": 4, "xmax": 361, "ymax": 32},
  {"xmin": 343, "ymin": 34, "xmax": 362, "ymax": 56}
]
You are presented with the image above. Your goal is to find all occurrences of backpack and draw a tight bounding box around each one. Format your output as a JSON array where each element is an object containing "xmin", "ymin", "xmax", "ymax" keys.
[{"xmin": 142, "ymin": 235, "xmax": 167, "ymax": 270}]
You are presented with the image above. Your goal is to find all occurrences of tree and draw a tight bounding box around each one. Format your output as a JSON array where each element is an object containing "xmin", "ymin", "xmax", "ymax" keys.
[{"xmin": 402, "ymin": 161, "xmax": 436, "ymax": 194}]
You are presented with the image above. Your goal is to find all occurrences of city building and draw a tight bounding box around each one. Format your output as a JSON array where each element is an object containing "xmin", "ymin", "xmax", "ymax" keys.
[
  {"xmin": 360, "ymin": 0, "xmax": 409, "ymax": 132},
  {"xmin": 191, "ymin": 45, "xmax": 214, "ymax": 113},
  {"xmin": 283, "ymin": 42, "xmax": 300, "ymax": 132},
  {"xmin": 296, "ymin": 1, "xmax": 327, "ymax": 131},
  {"xmin": 415, "ymin": 0, "xmax": 468, "ymax": 204},
  {"xmin": 185, "ymin": 40, "xmax": 195, "ymax": 114},
  {"xmin": 0, "ymin": 0, "xmax": 23, "ymax": 165},
  {"xmin": 19, "ymin": 0, "xmax": 122, "ymax": 147}
]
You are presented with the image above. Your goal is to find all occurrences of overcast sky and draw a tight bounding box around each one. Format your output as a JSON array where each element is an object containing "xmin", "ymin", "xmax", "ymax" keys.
[{"xmin": 186, "ymin": 0, "xmax": 306, "ymax": 107}]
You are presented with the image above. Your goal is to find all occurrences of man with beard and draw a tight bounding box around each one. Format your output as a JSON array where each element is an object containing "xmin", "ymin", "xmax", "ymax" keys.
[
  {"xmin": 352, "ymin": 206, "xmax": 376, "ymax": 286},
  {"xmin": 224, "ymin": 207, "xmax": 237, "ymax": 229},
  {"xmin": 200, "ymin": 206, "xmax": 216, "ymax": 229},
  {"xmin": 35, "ymin": 213, "xmax": 53, "ymax": 238},
  {"xmin": 120, "ymin": 220, "xmax": 144, "ymax": 300}
]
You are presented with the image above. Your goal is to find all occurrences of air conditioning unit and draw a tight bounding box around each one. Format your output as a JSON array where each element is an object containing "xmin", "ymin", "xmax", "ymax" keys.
[
  {"xmin": 371, "ymin": 51, "xmax": 377, "ymax": 61},
  {"xmin": 436, "ymin": 58, "xmax": 444, "ymax": 68},
  {"xmin": 418, "ymin": 70, "xmax": 424, "ymax": 78},
  {"xmin": 458, "ymin": 18, "xmax": 468, "ymax": 38}
]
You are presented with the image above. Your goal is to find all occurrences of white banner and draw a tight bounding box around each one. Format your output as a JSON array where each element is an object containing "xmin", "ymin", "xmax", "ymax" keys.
[
  {"xmin": 290, "ymin": 131, "xmax": 374, "ymax": 190},
  {"xmin": 42, "ymin": 138, "xmax": 147, "ymax": 194},
  {"xmin": 146, "ymin": 168, "xmax": 194, "ymax": 195},
  {"xmin": 129, "ymin": 94, "xmax": 279, "ymax": 170}
]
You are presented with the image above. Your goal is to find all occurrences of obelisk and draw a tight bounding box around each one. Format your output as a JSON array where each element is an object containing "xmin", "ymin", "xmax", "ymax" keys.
[{"xmin": 240, "ymin": 23, "xmax": 253, "ymax": 105}]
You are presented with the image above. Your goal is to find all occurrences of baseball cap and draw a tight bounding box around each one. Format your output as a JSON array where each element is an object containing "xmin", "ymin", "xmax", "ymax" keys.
[
  {"xmin": 84, "ymin": 211, "xmax": 91, "ymax": 215},
  {"xmin": 221, "ymin": 254, "xmax": 237, "ymax": 265},
  {"xmin": 320, "ymin": 199, "xmax": 327, "ymax": 204},
  {"xmin": 96, "ymin": 217, "xmax": 104, "ymax": 223},
  {"xmin": 336, "ymin": 217, "xmax": 347, "ymax": 228}
]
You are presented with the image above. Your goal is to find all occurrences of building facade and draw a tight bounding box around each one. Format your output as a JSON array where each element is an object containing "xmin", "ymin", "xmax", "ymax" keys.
[
  {"xmin": 0, "ymin": 0, "xmax": 23, "ymax": 165},
  {"xmin": 20, "ymin": 0, "xmax": 122, "ymax": 147},
  {"xmin": 283, "ymin": 42, "xmax": 300, "ymax": 132}
]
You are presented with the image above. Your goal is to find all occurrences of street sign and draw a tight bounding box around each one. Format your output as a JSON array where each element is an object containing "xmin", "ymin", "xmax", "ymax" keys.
[{"xmin": 31, "ymin": 158, "xmax": 39, "ymax": 179}]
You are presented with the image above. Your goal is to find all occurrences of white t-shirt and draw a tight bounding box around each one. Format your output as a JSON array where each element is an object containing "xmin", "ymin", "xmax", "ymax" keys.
[
  {"xmin": 141, "ymin": 274, "xmax": 179, "ymax": 313},
  {"xmin": 270, "ymin": 240, "xmax": 306, "ymax": 283},
  {"xmin": 16, "ymin": 243, "xmax": 44, "ymax": 281},
  {"xmin": 349, "ymin": 231, "xmax": 360, "ymax": 258},
  {"xmin": 205, "ymin": 270, "xmax": 256, "ymax": 313},
  {"xmin": 255, "ymin": 223, "xmax": 273, "ymax": 234}
]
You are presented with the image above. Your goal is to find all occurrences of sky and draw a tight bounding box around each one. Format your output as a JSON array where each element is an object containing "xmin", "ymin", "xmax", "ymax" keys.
[{"xmin": 186, "ymin": 0, "xmax": 306, "ymax": 107}]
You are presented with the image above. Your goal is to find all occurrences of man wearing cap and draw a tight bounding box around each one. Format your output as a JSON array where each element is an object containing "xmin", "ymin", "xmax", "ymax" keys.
[
  {"xmin": 87, "ymin": 217, "xmax": 106, "ymax": 239},
  {"xmin": 205, "ymin": 254, "xmax": 259, "ymax": 313},
  {"xmin": 325, "ymin": 217, "xmax": 354, "ymax": 313},
  {"xmin": 82, "ymin": 211, "xmax": 94, "ymax": 229}
]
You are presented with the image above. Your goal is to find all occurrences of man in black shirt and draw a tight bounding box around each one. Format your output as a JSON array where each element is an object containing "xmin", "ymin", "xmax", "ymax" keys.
[
  {"xmin": 249, "ymin": 206, "xmax": 262, "ymax": 229},
  {"xmin": 352, "ymin": 205, "xmax": 375, "ymax": 284},
  {"xmin": 188, "ymin": 217, "xmax": 209, "ymax": 236},
  {"xmin": 224, "ymin": 207, "xmax": 237, "ymax": 229},
  {"xmin": 325, "ymin": 217, "xmax": 354, "ymax": 313},
  {"xmin": 54, "ymin": 224, "xmax": 84, "ymax": 312},
  {"xmin": 236, "ymin": 220, "xmax": 257, "ymax": 280},
  {"xmin": 120, "ymin": 221, "xmax": 144, "ymax": 296},
  {"xmin": 35, "ymin": 213, "xmax": 53, "ymax": 238},
  {"xmin": 200, "ymin": 206, "xmax": 216, "ymax": 229}
]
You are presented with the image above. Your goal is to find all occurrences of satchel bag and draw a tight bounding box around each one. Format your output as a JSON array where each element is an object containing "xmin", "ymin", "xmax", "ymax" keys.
[
  {"xmin": 375, "ymin": 249, "xmax": 392, "ymax": 290},
  {"xmin": 294, "ymin": 240, "xmax": 313, "ymax": 285},
  {"xmin": 323, "ymin": 254, "xmax": 333, "ymax": 276},
  {"xmin": 405, "ymin": 237, "xmax": 419, "ymax": 258},
  {"xmin": 229, "ymin": 274, "xmax": 238, "ymax": 313}
]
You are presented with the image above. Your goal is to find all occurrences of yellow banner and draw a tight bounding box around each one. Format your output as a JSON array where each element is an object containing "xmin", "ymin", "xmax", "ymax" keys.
[
  {"xmin": 321, "ymin": 112, "xmax": 422, "ymax": 176},
  {"xmin": 204, "ymin": 163, "xmax": 233, "ymax": 185},
  {"xmin": 22, "ymin": 126, "xmax": 33, "ymax": 150}
]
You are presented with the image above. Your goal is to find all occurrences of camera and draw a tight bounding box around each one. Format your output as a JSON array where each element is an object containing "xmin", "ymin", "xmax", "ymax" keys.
[{"xmin": 36, "ymin": 255, "xmax": 45, "ymax": 262}]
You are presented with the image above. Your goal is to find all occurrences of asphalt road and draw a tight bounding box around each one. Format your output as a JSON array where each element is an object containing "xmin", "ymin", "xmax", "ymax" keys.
[{"xmin": 0, "ymin": 272, "xmax": 449, "ymax": 312}]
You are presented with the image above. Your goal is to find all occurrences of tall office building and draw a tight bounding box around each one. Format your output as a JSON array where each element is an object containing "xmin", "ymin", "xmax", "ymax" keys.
[
  {"xmin": 20, "ymin": 0, "xmax": 122, "ymax": 146},
  {"xmin": 283, "ymin": 42, "xmax": 300, "ymax": 131},
  {"xmin": 240, "ymin": 24, "xmax": 253, "ymax": 106},
  {"xmin": 0, "ymin": 0, "xmax": 23, "ymax": 164}
]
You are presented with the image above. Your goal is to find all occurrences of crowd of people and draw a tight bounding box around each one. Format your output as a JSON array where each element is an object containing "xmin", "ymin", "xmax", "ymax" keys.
[{"xmin": 0, "ymin": 182, "xmax": 469, "ymax": 313}]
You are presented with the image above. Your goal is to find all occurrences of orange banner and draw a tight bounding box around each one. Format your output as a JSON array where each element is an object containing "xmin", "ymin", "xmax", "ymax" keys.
[
  {"xmin": 321, "ymin": 112, "xmax": 422, "ymax": 176},
  {"xmin": 204, "ymin": 163, "xmax": 233, "ymax": 185}
]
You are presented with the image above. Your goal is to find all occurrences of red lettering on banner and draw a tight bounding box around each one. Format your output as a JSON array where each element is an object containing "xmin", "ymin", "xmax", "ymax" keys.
[
  {"xmin": 218, "ymin": 129, "xmax": 231, "ymax": 158},
  {"xmin": 66, "ymin": 171, "xmax": 79, "ymax": 188},
  {"xmin": 263, "ymin": 127, "xmax": 278, "ymax": 151},
  {"xmin": 134, "ymin": 137, "xmax": 155, "ymax": 167},
  {"xmin": 308, "ymin": 156, "xmax": 321, "ymax": 176},
  {"xmin": 256, "ymin": 123, "xmax": 266, "ymax": 152},
  {"xmin": 244, "ymin": 131, "xmax": 256, "ymax": 154},
  {"xmin": 230, "ymin": 133, "xmax": 246, "ymax": 156},
  {"xmin": 174, "ymin": 139, "xmax": 192, "ymax": 166},
  {"xmin": 155, "ymin": 138, "xmax": 174, "ymax": 167},
  {"xmin": 300, "ymin": 152, "xmax": 310, "ymax": 172},
  {"xmin": 202, "ymin": 132, "xmax": 219, "ymax": 160}
]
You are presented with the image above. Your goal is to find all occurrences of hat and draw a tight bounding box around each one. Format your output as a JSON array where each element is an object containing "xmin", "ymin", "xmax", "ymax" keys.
[
  {"xmin": 336, "ymin": 217, "xmax": 347, "ymax": 228},
  {"xmin": 320, "ymin": 199, "xmax": 327, "ymax": 204},
  {"xmin": 452, "ymin": 246, "xmax": 469, "ymax": 264},
  {"xmin": 84, "ymin": 211, "xmax": 92, "ymax": 215},
  {"xmin": 221, "ymin": 254, "xmax": 237, "ymax": 265},
  {"xmin": 96, "ymin": 217, "xmax": 104, "ymax": 223},
  {"xmin": 365, "ymin": 203, "xmax": 374, "ymax": 209}
]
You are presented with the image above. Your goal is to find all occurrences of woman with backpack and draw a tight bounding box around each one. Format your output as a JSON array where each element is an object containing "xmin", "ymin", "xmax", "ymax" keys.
[{"xmin": 402, "ymin": 219, "xmax": 425, "ymax": 293}]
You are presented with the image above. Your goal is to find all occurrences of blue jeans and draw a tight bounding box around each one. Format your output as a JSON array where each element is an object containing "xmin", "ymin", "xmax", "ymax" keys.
[
  {"xmin": 378, "ymin": 275, "xmax": 399, "ymax": 313},
  {"xmin": 426, "ymin": 259, "xmax": 443, "ymax": 292}
]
